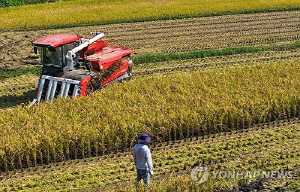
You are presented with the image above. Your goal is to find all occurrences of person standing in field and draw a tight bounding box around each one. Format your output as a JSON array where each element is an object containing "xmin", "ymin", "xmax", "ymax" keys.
[{"xmin": 133, "ymin": 133, "xmax": 154, "ymax": 187}]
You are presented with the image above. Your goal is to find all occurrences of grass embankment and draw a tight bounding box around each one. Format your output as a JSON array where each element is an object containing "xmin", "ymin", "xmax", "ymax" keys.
[
  {"xmin": 0, "ymin": 124, "xmax": 299, "ymax": 191},
  {"xmin": 0, "ymin": 0, "xmax": 299, "ymax": 30},
  {"xmin": 0, "ymin": 60, "xmax": 299, "ymax": 170}
]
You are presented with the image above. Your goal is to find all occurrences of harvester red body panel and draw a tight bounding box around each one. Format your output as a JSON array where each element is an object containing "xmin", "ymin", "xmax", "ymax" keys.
[
  {"xmin": 32, "ymin": 33, "xmax": 133, "ymax": 103},
  {"xmin": 79, "ymin": 76, "xmax": 91, "ymax": 97},
  {"xmin": 33, "ymin": 34, "xmax": 79, "ymax": 48}
]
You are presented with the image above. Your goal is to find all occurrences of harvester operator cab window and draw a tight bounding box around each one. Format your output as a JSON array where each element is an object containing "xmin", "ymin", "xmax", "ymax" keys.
[
  {"xmin": 37, "ymin": 46, "xmax": 62, "ymax": 68},
  {"xmin": 62, "ymin": 42, "xmax": 78, "ymax": 66},
  {"xmin": 37, "ymin": 42, "xmax": 78, "ymax": 69}
]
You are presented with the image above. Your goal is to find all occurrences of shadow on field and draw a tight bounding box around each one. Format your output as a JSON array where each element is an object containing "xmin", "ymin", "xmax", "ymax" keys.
[{"xmin": 0, "ymin": 90, "xmax": 36, "ymax": 109}]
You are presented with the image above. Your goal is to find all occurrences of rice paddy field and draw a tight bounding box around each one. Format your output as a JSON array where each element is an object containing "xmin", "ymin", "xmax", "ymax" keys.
[
  {"xmin": 0, "ymin": 122, "xmax": 299, "ymax": 191},
  {"xmin": 0, "ymin": 0, "xmax": 299, "ymax": 30},
  {"xmin": 0, "ymin": 1, "xmax": 300, "ymax": 191}
]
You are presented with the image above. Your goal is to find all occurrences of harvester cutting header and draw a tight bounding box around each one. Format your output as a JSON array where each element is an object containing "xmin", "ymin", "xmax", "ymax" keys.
[{"xmin": 31, "ymin": 32, "xmax": 133, "ymax": 105}]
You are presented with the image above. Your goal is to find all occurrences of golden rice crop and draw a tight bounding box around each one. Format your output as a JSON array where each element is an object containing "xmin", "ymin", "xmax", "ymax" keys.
[
  {"xmin": 1, "ymin": 50, "xmax": 299, "ymax": 110},
  {"xmin": 0, "ymin": 60, "xmax": 299, "ymax": 170},
  {"xmin": 0, "ymin": 124, "xmax": 299, "ymax": 190},
  {"xmin": 0, "ymin": 0, "xmax": 299, "ymax": 30}
]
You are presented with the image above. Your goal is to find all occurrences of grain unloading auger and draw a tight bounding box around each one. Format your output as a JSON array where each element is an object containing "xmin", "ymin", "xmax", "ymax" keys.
[{"xmin": 30, "ymin": 32, "xmax": 133, "ymax": 105}]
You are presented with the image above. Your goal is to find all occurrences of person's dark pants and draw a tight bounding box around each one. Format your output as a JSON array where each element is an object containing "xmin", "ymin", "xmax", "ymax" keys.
[{"xmin": 136, "ymin": 169, "xmax": 150, "ymax": 187}]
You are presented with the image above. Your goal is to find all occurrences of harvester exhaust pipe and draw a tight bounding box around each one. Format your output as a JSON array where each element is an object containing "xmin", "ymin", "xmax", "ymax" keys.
[{"xmin": 66, "ymin": 32, "xmax": 104, "ymax": 71}]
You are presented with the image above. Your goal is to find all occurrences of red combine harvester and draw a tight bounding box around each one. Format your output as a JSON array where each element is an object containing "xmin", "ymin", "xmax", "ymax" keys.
[{"xmin": 30, "ymin": 32, "xmax": 133, "ymax": 105}]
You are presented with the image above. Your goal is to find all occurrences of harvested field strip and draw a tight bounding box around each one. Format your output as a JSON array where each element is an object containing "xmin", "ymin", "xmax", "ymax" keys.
[
  {"xmin": 120, "ymin": 171, "xmax": 300, "ymax": 192},
  {"xmin": 1, "ymin": 0, "xmax": 299, "ymax": 30},
  {"xmin": 134, "ymin": 50, "xmax": 300, "ymax": 77},
  {"xmin": 133, "ymin": 42, "xmax": 300, "ymax": 64},
  {"xmin": 1, "ymin": 10, "xmax": 300, "ymax": 71},
  {"xmin": 0, "ymin": 74, "xmax": 37, "ymax": 109},
  {"xmin": 106, "ymin": 18, "xmax": 300, "ymax": 40},
  {"xmin": 1, "ymin": 41, "xmax": 300, "ymax": 79},
  {"xmin": 89, "ymin": 10, "xmax": 300, "ymax": 54},
  {"xmin": 0, "ymin": 123, "xmax": 299, "ymax": 191},
  {"xmin": 105, "ymin": 13, "xmax": 300, "ymax": 34},
  {"xmin": 120, "ymin": 31, "xmax": 300, "ymax": 55},
  {"xmin": 0, "ymin": 61, "xmax": 299, "ymax": 171},
  {"xmin": 88, "ymin": 10, "xmax": 300, "ymax": 38},
  {"xmin": 106, "ymin": 21, "xmax": 300, "ymax": 42}
]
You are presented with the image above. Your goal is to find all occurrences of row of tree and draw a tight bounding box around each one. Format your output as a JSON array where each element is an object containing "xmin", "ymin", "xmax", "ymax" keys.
[
  {"xmin": 0, "ymin": 0, "xmax": 23, "ymax": 7},
  {"xmin": 0, "ymin": 0, "xmax": 65, "ymax": 7}
]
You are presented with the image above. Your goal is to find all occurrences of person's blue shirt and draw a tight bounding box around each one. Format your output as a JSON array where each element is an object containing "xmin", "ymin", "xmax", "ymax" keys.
[{"xmin": 133, "ymin": 144, "xmax": 153, "ymax": 172}]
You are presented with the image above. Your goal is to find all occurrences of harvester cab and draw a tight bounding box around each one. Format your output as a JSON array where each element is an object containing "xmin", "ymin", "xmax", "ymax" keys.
[{"xmin": 30, "ymin": 32, "xmax": 133, "ymax": 105}]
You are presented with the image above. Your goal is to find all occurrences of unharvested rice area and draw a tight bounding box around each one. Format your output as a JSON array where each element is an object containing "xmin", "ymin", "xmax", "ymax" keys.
[
  {"xmin": 1, "ymin": 10, "xmax": 299, "ymax": 71},
  {"xmin": 0, "ymin": 123, "xmax": 299, "ymax": 191},
  {"xmin": 1, "ymin": 0, "xmax": 299, "ymax": 30},
  {"xmin": 0, "ymin": 60, "xmax": 299, "ymax": 172},
  {"xmin": 1, "ymin": 50, "xmax": 299, "ymax": 109}
]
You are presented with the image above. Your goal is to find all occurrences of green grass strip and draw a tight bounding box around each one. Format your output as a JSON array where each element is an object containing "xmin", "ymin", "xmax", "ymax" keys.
[
  {"xmin": 1, "ymin": 41, "xmax": 300, "ymax": 79},
  {"xmin": 3, "ymin": 6, "xmax": 300, "ymax": 32},
  {"xmin": 0, "ymin": 66, "xmax": 41, "ymax": 79},
  {"xmin": 134, "ymin": 41, "xmax": 300, "ymax": 64}
]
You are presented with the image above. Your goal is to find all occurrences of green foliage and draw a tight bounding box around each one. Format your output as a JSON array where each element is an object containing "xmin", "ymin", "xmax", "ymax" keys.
[
  {"xmin": 0, "ymin": 0, "xmax": 68, "ymax": 7},
  {"xmin": 21, "ymin": 0, "xmax": 68, "ymax": 5},
  {"xmin": 0, "ymin": 0, "xmax": 23, "ymax": 7},
  {"xmin": 21, "ymin": 0, "xmax": 45, "ymax": 4},
  {"xmin": 0, "ymin": 66, "xmax": 41, "ymax": 79}
]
